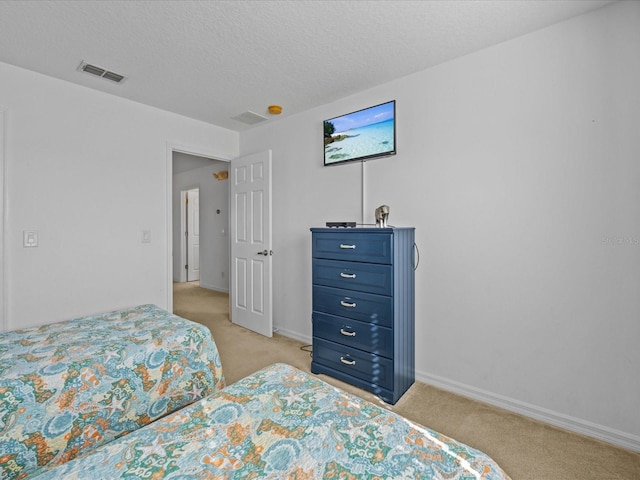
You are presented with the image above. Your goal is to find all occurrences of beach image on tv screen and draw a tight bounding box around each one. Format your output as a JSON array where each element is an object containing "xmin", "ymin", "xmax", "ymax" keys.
[{"xmin": 324, "ymin": 101, "xmax": 395, "ymax": 165}]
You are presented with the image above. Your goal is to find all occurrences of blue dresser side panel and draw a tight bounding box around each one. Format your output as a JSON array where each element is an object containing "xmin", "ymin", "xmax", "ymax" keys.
[{"xmin": 392, "ymin": 228, "xmax": 416, "ymax": 401}]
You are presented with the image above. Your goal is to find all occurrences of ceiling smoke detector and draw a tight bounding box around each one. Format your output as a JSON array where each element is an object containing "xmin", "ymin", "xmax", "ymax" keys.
[{"xmin": 77, "ymin": 61, "xmax": 127, "ymax": 84}]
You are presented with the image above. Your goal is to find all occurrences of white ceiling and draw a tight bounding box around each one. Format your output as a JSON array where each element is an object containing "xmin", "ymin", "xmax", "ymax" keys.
[{"xmin": 0, "ymin": 0, "xmax": 615, "ymax": 132}]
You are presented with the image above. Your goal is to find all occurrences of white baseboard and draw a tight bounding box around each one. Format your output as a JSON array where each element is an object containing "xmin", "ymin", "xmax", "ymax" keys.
[
  {"xmin": 273, "ymin": 326, "xmax": 311, "ymax": 344},
  {"xmin": 273, "ymin": 326, "xmax": 640, "ymax": 453},
  {"xmin": 417, "ymin": 369, "xmax": 640, "ymax": 453},
  {"xmin": 198, "ymin": 282, "xmax": 228, "ymax": 293}
]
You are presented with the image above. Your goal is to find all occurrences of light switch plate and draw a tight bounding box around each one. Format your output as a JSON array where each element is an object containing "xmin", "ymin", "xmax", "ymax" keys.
[
  {"xmin": 142, "ymin": 230, "xmax": 151, "ymax": 244},
  {"xmin": 23, "ymin": 230, "xmax": 38, "ymax": 247}
]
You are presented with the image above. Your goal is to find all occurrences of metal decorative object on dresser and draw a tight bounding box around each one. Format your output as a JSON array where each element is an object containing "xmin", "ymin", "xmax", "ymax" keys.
[{"xmin": 310, "ymin": 227, "xmax": 415, "ymax": 404}]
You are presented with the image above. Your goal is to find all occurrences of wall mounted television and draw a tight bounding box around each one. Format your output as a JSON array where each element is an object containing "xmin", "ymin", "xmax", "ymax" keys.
[{"xmin": 324, "ymin": 100, "xmax": 396, "ymax": 166}]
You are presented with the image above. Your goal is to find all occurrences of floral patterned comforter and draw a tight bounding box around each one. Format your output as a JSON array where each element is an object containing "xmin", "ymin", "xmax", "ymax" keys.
[
  {"xmin": 32, "ymin": 363, "xmax": 510, "ymax": 479},
  {"xmin": 0, "ymin": 304, "xmax": 224, "ymax": 479}
]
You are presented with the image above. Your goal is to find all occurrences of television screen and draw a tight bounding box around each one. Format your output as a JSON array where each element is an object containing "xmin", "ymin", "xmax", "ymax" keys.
[{"xmin": 324, "ymin": 100, "xmax": 396, "ymax": 166}]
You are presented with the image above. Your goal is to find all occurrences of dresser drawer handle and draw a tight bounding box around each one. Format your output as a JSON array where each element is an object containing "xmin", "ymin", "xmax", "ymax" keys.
[
  {"xmin": 340, "ymin": 300, "xmax": 356, "ymax": 308},
  {"xmin": 340, "ymin": 328, "xmax": 356, "ymax": 337},
  {"xmin": 340, "ymin": 356, "xmax": 356, "ymax": 366},
  {"xmin": 340, "ymin": 272, "xmax": 356, "ymax": 279},
  {"xmin": 339, "ymin": 244, "xmax": 356, "ymax": 249}
]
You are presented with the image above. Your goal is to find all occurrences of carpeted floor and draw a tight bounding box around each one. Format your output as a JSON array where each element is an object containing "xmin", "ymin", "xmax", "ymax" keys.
[{"xmin": 174, "ymin": 281, "xmax": 640, "ymax": 480}]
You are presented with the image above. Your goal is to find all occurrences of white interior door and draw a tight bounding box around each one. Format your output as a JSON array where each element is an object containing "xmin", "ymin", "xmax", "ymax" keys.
[
  {"xmin": 186, "ymin": 188, "xmax": 200, "ymax": 282},
  {"xmin": 230, "ymin": 150, "xmax": 272, "ymax": 337}
]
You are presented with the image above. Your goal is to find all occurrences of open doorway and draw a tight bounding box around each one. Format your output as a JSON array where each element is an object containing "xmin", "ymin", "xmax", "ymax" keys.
[{"xmin": 171, "ymin": 151, "xmax": 230, "ymax": 298}]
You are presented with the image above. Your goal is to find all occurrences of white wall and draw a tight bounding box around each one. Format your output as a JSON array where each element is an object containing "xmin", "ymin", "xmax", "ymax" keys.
[
  {"xmin": 172, "ymin": 160, "xmax": 230, "ymax": 291},
  {"xmin": 240, "ymin": 1, "xmax": 640, "ymax": 450},
  {"xmin": 0, "ymin": 61, "xmax": 238, "ymax": 330},
  {"xmin": 0, "ymin": 110, "xmax": 5, "ymax": 332}
]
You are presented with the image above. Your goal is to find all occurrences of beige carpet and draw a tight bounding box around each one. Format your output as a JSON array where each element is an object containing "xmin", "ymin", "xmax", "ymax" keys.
[{"xmin": 174, "ymin": 282, "xmax": 640, "ymax": 480}]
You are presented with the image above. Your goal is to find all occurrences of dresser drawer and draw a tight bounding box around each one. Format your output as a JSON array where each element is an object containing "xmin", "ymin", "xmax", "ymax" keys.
[
  {"xmin": 312, "ymin": 285, "xmax": 393, "ymax": 327},
  {"xmin": 312, "ymin": 258, "xmax": 392, "ymax": 296},
  {"xmin": 312, "ymin": 232, "xmax": 392, "ymax": 264},
  {"xmin": 313, "ymin": 338, "xmax": 393, "ymax": 390},
  {"xmin": 313, "ymin": 312, "xmax": 393, "ymax": 358}
]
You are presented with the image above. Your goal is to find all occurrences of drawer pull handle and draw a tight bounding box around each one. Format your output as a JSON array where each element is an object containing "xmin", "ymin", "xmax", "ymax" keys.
[
  {"xmin": 340, "ymin": 300, "xmax": 356, "ymax": 308},
  {"xmin": 339, "ymin": 244, "xmax": 356, "ymax": 249},
  {"xmin": 340, "ymin": 272, "xmax": 356, "ymax": 279},
  {"xmin": 340, "ymin": 356, "xmax": 356, "ymax": 366},
  {"xmin": 340, "ymin": 328, "xmax": 356, "ymax": 337}
]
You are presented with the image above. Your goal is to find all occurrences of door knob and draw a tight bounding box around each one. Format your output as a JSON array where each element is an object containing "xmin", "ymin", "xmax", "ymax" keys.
[{"xmin": 257, "ymin": 250, "xmax": 273, "ymax": 256}]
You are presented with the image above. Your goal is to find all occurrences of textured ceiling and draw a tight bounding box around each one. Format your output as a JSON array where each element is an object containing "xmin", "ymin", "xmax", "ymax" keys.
[{"xmin": 0, "ymin": 0, "xmax": 615, "ymax": 132}]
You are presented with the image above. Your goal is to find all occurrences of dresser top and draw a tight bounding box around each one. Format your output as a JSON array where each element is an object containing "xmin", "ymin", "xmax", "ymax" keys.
[{"xmin": 311, "ymin": 226, "xmax": 414, "ymax": 233}]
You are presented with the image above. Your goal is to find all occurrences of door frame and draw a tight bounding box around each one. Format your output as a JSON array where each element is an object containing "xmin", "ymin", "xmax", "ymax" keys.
[
  {"xmin": 179, "ymin": 187, "xmax": 200, "ymax": 283},
  {"xmin": 166, "ymin": 142, "xmax": 232, "ymax": 313},
  {"xmin": 176, "ymin": 187, "xmax": 197, "ymax": 283}
]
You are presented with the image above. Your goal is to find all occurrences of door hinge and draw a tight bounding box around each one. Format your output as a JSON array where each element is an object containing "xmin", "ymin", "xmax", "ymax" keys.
[{"xmin": 185, "ymin": 264, "xmax": 188, "ymax": 270}]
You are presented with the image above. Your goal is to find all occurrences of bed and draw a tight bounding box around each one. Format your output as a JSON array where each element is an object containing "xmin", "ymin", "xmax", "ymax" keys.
[
  {"xmin": 0, "ymin": 304, "xmax": 225, "ymax": 479},
  {"xmin": 32, "ymin": 363, "xmax": 511, "ymax": 479}
]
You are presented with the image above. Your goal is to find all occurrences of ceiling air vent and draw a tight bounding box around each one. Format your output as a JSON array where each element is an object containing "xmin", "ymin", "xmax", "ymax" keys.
[
  {"xmin": 77, "ymin": 61, "xmax": 127, "ymax": 84},
  {"xmin": 232, "ymin": 111, "xmax": 269, "ymax": 125}
]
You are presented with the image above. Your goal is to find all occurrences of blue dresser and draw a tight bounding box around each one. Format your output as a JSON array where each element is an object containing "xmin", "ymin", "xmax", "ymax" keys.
[{"xmin": 310, "ymin": 227, "xmax": 415, "ymax": 404}]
